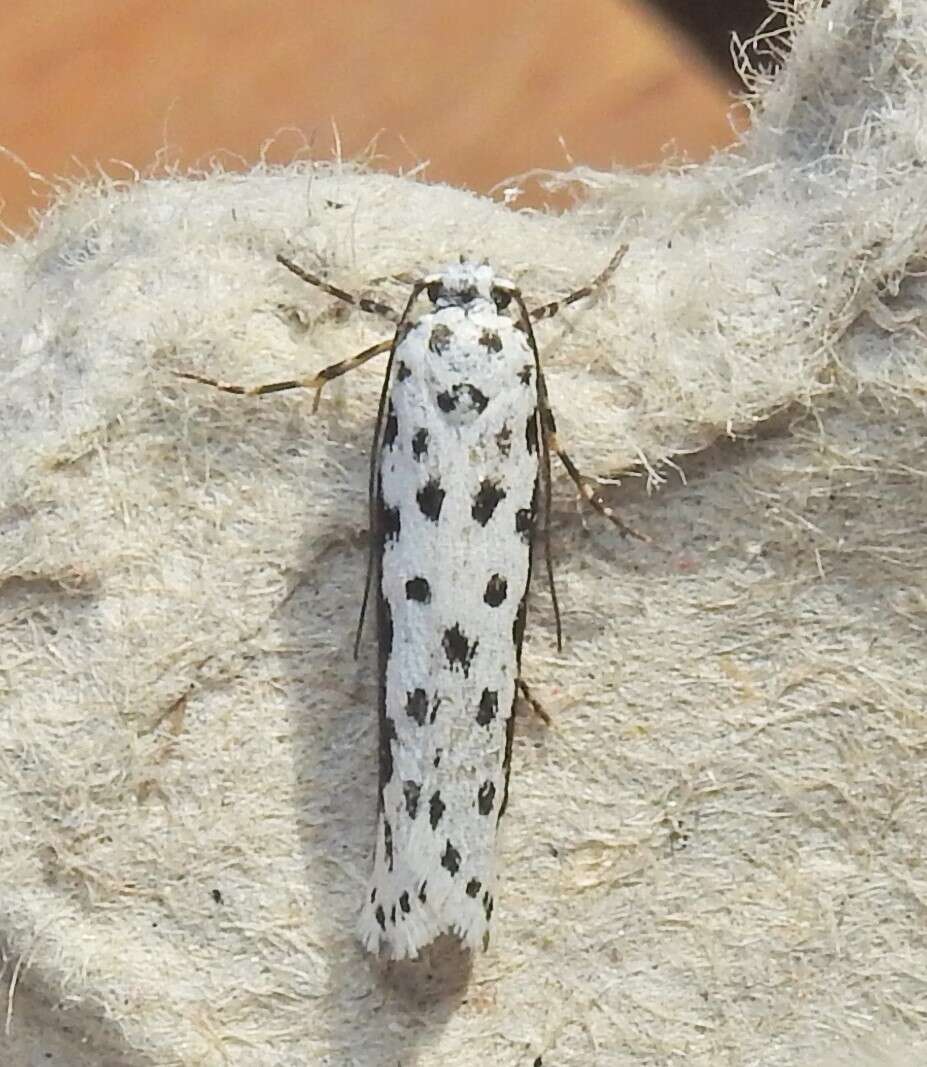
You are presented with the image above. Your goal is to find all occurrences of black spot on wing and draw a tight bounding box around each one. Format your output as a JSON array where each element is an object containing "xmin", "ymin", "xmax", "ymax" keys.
[
  {"xmin": 406, "ymin": 688, "xmax": 428, "ymax": 725},
  {"xmin": 477, "ymin": 781, "xmax": 496, "ymax": 816},
  {"xmin": 430, "ymin": 695, "xmax": 441, "ymax": 724},
  {"xmin": 442, "ymin": 624, "xmax": 478, "ymax": 676},
  {"xmin": 375, "ymin": 905, "xmax": 386, "ymax": 931},
  {"xmin": 501, "ymin": 700, "xmax": 516, "ymax": 818},
  {"xmin": 437, "ymin": 384, "xmax": 489, "ymax": 415},
  {"xmin": 513, "ymin": 594, "xmax": 528, "ymax": 655},
  {"xmin": 396, "ymin": 361, "xmax": 412, "ymax": 381},
  {"xmin": 382, "ymin": 504, "xmax": 401, "ymax": 543},
  {"xmin": 484, "ymin": 574, "xmax": 507, "ymax": 607},
  {"xmin": 441, "ymin": 840, "xmax": 461, "ymax": 876},
  {"xmin": 417, "ymin": 479, "xmax": 445, "ymax": 522},
  {"xmin": 418, "ymin": 882, "xmax": 428, "ymax": 904},
  {"xmin": 429, "ymin": 323, "xmax": 454, "ymax": 354},
  {"xmin": 403, "ymin": 780, "xmax": 421, "ymax": 818},
  {"xmin": 472, "ymin": 479, "xmax": 506, "ymax": 526},
  {"xmin": 380, "ymin": 715, "xmax": 397, "ymax": 787},
  {"xmin": 379, "ymin": 594, "xmax": 393, "ymax": 659},
  {"xmin": 466, "ymin": 878, "xmax": 482, "ymax": 898},
  {"xmin": 526, "ymin": 412, "xmax": 538, "ymax": 454},
  {"xmin": 495, "ymin": 423, "xmax": 512, "ymax": 456},
  {"xmin": 399, "ymin": 891, "xmax": 411, "ymax": 914},
  {"xmin": 390, "ymin": 904, "xmax": 396, "ymax": 925},
  {"xmin": 479, "ymin": 328, "xmax": 503, "ymax": 353},
  {"xmin": 464, "ymin": 385, "xmax": 489, "ymax": 413},
  {"xmin": 515, "ymin": 508, "xmax": 533, "ymax": 543},
  {"xmin": 383, "ymin": 818, "xmax": 394, "ymax": 870},
  {"xmin": 412, "ymin": 428, "xmax": 428, "ymax": 459},
  {"xmin": 482, "ymin": 891, "xmax": 494, "ymax": 920},
  {"xmin": 477, "ymin": 689, "xmax": 498, "ymax": 726},
  {"xmin": 429, "ymin": 791, "xmax": 446, "ymax": 830},
  {"xmin": 405, "ymin": 576, "xmax": 431, "ymax": 602},
  {"xmin": 383, "ymin": 402, "xmax": 398, "ymax": 448},
  {"xmin": 519, "ymin": 365, "xmax": 533, "ymax": 385}
]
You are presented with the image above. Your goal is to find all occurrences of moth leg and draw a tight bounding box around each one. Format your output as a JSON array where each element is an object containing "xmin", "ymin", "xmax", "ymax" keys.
[
  {"xmin": 516, "ymin": 678, "xmax": 551, "ymax": 726},
  {"xmin": 277, "ymin": 254, "xmax": 400, "ymax": 323},
  {"xmin": 529, "ymin": 245, "xmax": 628, "ymax": 323},
  {"xmin": 177, "ymin": 337, "xmax": 392, "ymax": 412},
  {"xmin": 538, "ymin": 399, "xmax": 652, "ymax": 545}
]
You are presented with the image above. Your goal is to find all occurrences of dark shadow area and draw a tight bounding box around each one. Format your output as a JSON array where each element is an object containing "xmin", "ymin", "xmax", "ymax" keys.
[
  {"xmin": 281, "ymin": 531, "xmax": 477, "ymax": 1064},
  {"xmin": 646, "ymin": 0, "xmax": 789, "ymax": 76}
]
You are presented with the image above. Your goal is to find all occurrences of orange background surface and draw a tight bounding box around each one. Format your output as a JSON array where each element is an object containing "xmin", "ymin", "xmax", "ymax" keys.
[{"xmin": 0, "ymin": 1, "xmax": 738, "ymax": 233}]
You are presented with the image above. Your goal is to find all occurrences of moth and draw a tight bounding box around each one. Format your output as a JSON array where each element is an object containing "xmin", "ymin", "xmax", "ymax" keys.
[{"xmin": 179, "ymin": 247, "xmax": 644, "ymax": 960}]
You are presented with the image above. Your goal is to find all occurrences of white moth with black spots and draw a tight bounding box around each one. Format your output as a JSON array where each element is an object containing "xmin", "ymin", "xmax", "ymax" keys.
[{"xmin": 179, "ymin": 247, "xmax": 647, "ymax": 961}]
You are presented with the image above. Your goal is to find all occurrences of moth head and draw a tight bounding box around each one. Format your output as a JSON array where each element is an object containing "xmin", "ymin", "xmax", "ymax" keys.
[{"xmin": 424, "ymin": 262, "xmax": 517, "ymax": 314}]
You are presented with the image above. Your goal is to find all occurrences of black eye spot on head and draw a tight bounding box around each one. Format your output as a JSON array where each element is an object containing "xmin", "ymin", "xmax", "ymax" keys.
[
  {"xmin": 403, "ymin": 780, "xmax": 421, "ymax": 818},
  {"xmin": 412, "ymin": 428, "xmax": 428, "ymax": 459},
  {"xmin": 518, "ymin": 365, "xmax": 533, "ymax": 385},
  {"xmin": 466, "ymin": 878, "xmax": 482, "ymax": 898},
  {"xmin": 396, "ymin": 361, "xmax": 412, "ymax": 381},
  {"xmin": 383, "ymin": 403, "xmax": 398, "ymax": 449},
  {"xmin": 478, "ymin": 781, "xmax": 496, "ymax": 816},
  {"xmin": 515, "ymin": 508, "xmax": 533, "ymax": 542},
  {"xmin": 492, "ymin": 286, "xmax": 513, "ymax": 311},
  {"xmin": 472, "ymin": 479, "xmax": 506, "ymax": 526},
  {"xmin": 399, "ymin": 891, "xmax": 411, "ymax": 914},
  {"xmin": 442, "ymin": 624, "xmax": 478, "ymax": 676},
  {"xmin": 479, "ymin": 329, "xmax": 503, "ymax": 353},
  {"xmin": 417, "ymin": 479, "xmax": 445, "ymax": 522},
  {"xmin": 477, "ymin": 688, "xmax": 498, "ymax": 726},
  {"xmin": 406, "ymin": 688, "xmax": 428, "ymax": 725},
  {"xmin": 525, "ymin": 414, "xmax": 538, "ymax": 454},
  {"xmin": 429, "ymin": 790, "xmax": 446, "ymax": 830},
  {"xmin": 441, "ymin": 840, "xmax": 461, "ymax": 876},
  {"xmin": 375, "ymin": 905, "xmax": 386, "ymax": 931},
  {"xmin": 383, "ymin": 818, "xmax": 394, "ymax": 870},
  {"xmin": 405, "ymin": 576, "xmax": 431, "ymax": 602},
  {"xmin": 381, "ymin": 504, "xmax": 401, "ymax": 543},
  {"xmin": 429, "ymin": 323, "xmax": 453, "ymax": 354},
  {"xmin": 484, "ymin": 574, "xmax": 508, "ymax": 607}
]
